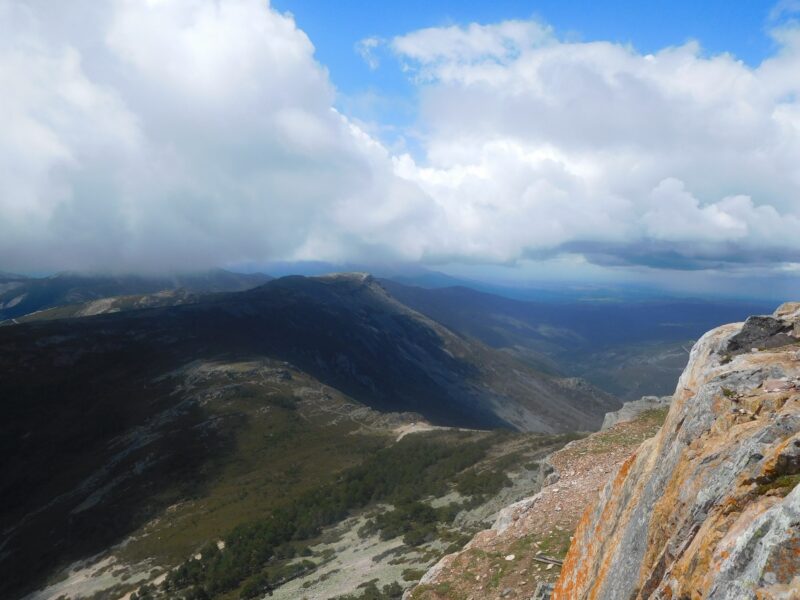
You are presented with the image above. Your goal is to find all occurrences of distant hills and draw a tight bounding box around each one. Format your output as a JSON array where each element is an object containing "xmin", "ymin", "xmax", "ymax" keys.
[
  {"xmin": 1, "ymin": 269, "xmax": 774, "ymax": 400},
  {"xmin": 380, "ymin": 280, "xmax": 774, "ymax": 399},
  {"xmin": 0, "ymin": 269, "xmax": 271, "ymax": 322}
]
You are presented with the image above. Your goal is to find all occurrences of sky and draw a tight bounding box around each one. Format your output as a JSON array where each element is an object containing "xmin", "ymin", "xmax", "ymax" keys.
[
  {"xmin": 2, "ymin": 0, "xmax": 800, "ymax": 298},
  {"xmin": 272, "ymin": 0, "xmax": 781, "ymax": 131}
]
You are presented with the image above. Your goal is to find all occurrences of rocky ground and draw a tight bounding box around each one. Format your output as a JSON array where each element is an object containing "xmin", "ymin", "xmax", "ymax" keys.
[
  {"xmin": 601, "ymin": 395, "xmax": 671, "ymax": 429},
  {"xmin": 21, "ymin": 359, "xmax": 579, "ymax": 600},
  {"xmin": 555, "ymin": 303, "xmax": 800, "ymax": 599},
  {"xmin": 407, "ymin": 408, "xmax": 668, "ymax": 600},
  {"xmin": 262, "ymin": 430, "xmax": 574, "ymax": 600}
]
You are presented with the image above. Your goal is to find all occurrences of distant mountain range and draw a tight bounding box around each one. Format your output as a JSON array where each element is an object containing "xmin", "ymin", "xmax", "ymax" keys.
[
  {"xmin": 1, "ymin": 273, "xmax": 614, "ymax": 432},
  {"xmin": 1, "ymin": 269, "xmax": 774, "ymax": 400},
  {"xmin": 380, "ymin": 280, "xmax": 774, "ymax": 398},
  {"xmin": 0, "ymin": 269, "xmax": 271, "ymax": 322}
]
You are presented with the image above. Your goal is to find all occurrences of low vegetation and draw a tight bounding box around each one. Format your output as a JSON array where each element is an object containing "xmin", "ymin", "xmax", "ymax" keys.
[
  {"xmin": 455, "ymin": 468, "xmax": 511, "ymax": 499},
  {"xmin": 336, "ymin": 580, "xmax": 404, "ymax": 599},
  {"xmin": 755, "ymin": 474, "xmax": 800, "ymax": 498},
  {"xmin": 160, "ymin": 432, "xmax": 506, "ymax": 598},
  {"xmin": 360, "ymin": 501, "xmax": 462, "ymax": 546}
]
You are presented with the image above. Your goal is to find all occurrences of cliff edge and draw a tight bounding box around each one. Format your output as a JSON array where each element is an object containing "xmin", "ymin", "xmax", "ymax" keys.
[
  {"xmin": 554, "ymin": 303, "xmax": 800, "ymax": 599},
  {"xmin": 407, "ymin": 409, "xmax": 667, "ymax": 599}
]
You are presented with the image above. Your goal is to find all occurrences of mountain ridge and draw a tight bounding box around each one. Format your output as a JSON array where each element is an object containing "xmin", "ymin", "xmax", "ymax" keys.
[
  {"xmin": 0, "ymin": 273, "xmax": 617, "ymax": 598},
  {"xmin": 0, "ymin": 269, "xmax": 272, "ymax": 322}
]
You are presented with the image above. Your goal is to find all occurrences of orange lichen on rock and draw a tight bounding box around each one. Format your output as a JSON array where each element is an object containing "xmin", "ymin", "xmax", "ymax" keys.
[
  {"xmin": 409, "ymin": 412, "xmax": 665, "ymax": 600},
  {"xmin": 554, "ymin": 303, "xmax": 800, "ymax": 600},
  {"xmin": 552, "ymin": 452, "xmax": 642, "ymax": 600}
]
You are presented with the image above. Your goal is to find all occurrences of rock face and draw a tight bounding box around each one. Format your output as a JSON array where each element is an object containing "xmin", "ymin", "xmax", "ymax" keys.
[
  {"xmin": 407, "ymin": 410, "xmax": 667, "ymax": 600},
  {"xmin": 554, "ymin": 303, "xmax": 800, "ymax": 600},
  {"xmin": 601, "ymin": 395, "xmax": 672, "ymax": 430}
]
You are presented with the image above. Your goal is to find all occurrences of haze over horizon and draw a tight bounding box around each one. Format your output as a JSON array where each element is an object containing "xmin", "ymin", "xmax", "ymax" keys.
[{"xmin": 2, "ymin": 0, "xmax": 800, "ymax": 299}]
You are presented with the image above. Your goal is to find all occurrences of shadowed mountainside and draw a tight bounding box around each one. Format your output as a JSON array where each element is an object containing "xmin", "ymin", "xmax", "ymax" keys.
[
  {"xmin": 3, "ymin": 272, "xmax": 770, "ymax": 402},
  {"xmin": 381, "ymin": 280, "xmax": 774, "ymax": 399},
  {"xmin": 2, "ymin": 274, "xmax": 616, "ymax": 432},
  {"xmin": 0, "ymin": 274, "xmax": 616, "ymax": 598}
]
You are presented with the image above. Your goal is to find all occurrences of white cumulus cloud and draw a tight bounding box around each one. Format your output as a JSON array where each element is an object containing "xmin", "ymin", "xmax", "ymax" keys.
[
  {"xmin": 0, "ymin": 0, "xmax": 435, "ymax": 272},
  {"xmin": 1, "ymin": 3, "xmax": 800, "ymax": 276},
  {"xmin": 389, "ymin": 19, "xmax": 800, "ymax": 269}
]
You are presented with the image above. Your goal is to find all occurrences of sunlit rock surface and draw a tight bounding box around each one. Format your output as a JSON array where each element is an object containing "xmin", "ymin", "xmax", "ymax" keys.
[{"xmin": 555, "ymin": 303, "xmax": 800, "ymax": 600}]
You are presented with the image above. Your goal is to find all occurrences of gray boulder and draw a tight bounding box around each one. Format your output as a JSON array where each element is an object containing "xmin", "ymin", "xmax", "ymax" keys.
[{"xmin": 601, "ymin": 395, "xmax": 671, "ymax": 430}]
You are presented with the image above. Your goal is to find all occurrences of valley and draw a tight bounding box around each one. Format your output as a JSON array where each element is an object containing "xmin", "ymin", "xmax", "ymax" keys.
[{"xmin": 380, "ymin": 280, "xmax": 773, "ymax": 400}]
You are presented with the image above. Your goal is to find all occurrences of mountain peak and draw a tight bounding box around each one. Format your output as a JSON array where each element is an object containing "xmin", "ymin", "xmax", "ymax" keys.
[{"xmin": 317, "ymin": 271, "xmax": 373, "ymax": 284}]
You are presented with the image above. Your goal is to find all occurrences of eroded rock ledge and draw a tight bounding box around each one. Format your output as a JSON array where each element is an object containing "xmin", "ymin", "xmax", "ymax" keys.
[
  {"xmin": 601, "ymin": 395, "xmax": 671, "ymax": 430},
  {"xmin": 555, "ymin": 302, "xmax": 800, "ymax": 600}
]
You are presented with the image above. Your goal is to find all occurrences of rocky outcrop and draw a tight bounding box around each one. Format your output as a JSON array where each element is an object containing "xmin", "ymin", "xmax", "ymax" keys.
[
  {"xmin": 407, "ymin": 410, "xmax": 667, "ymax": 600},
  {"xmin": 554, "ymin": 302, "xmax": 800, "ymax": 600},
  {"xmin": 601, "ymin": 395, "xmax": 671, "ymax": 430}
]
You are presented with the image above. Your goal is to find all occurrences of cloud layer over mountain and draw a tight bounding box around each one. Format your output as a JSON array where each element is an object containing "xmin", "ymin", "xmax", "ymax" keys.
[
  {"xmin": 1, "ymin": 0, "xmax": 432, "ymax": 271},
  {"xmin": 2, "ymin": 0, "xmax": 800, "ymax": 276}
]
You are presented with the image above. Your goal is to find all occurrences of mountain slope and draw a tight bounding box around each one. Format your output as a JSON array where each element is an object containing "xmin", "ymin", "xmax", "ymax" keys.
[
  {"xmin": 241, "ymin": 274, "xmax": 617, "ymax": 431},
  {"xmin": 0, "ymin": 274, "xmax": 615, "ymax": 598},
  {"xmin": 409, "ymin": 303, "xmax": 800, "ymax": 600},
  {"xmin": 408, "ymin": 408, "xmax": 668, "ymax": 600},
  {"xmin": 554, "ymin": 303, "xmax": 800, "ymax": 599},
  {"xmin": 0, "ymin": 269, "xmax": 271, "ymax": 321},
  {"xmin": 4, "ymin": 356, "xmax": 423, "ymax": 600},
  {"xmin": 380, "ymin": 280, "xmax": 774, "ymax": 399},
  {"xmin": 9, "ymin": 288, "xmax": 204, "ymax": 323},
  {"xmin": 0, "ymin": 274, "xmax": 615, "ymax": 437}
]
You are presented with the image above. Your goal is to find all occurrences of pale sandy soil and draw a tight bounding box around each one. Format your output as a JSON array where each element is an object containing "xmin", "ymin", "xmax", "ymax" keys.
[
  {"xmin": 393, "ymin": 422, "xmax": 476, "ymax": 441},
  {"xmin": 22, "ymin": 554, "xmax": 158, "ymax": 600}
]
